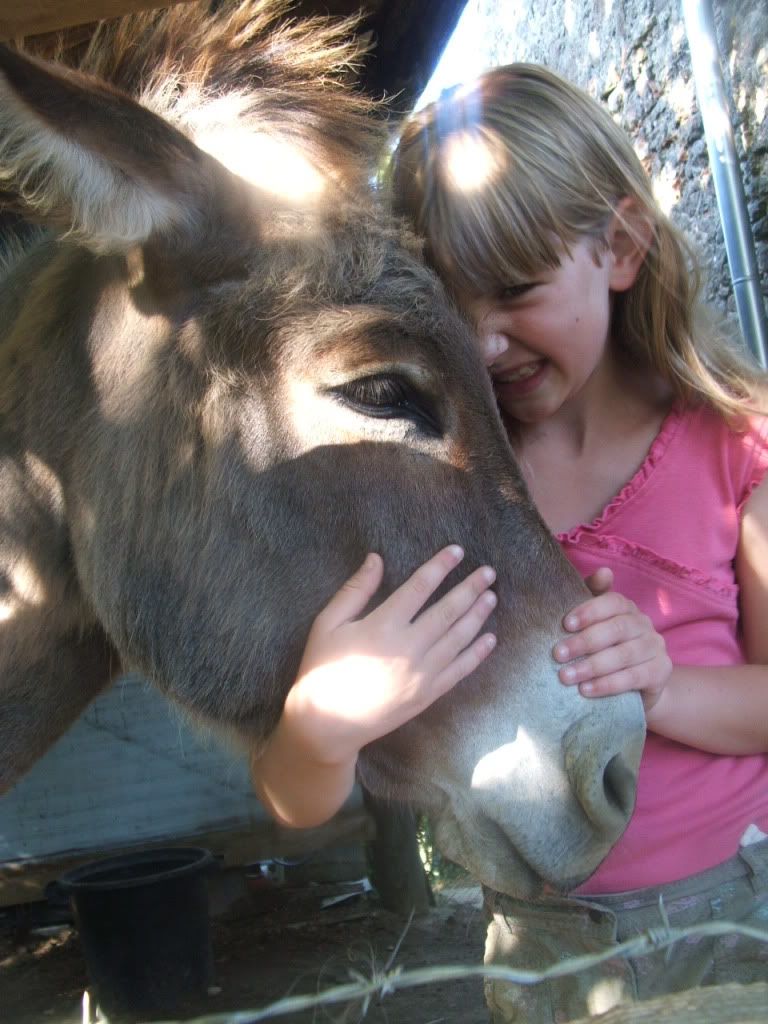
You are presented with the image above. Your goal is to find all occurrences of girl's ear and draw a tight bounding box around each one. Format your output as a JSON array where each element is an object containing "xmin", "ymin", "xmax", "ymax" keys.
[{"xmin": 606, "ymin": 197, "xmax": 654, "ymax": 292}]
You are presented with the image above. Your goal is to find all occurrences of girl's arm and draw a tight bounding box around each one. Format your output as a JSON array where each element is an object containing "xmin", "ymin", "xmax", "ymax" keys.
[
  {"xmin": 251, "ymin": 547, "xmax": 497, "ymax": 828},
  {"xmin": 555, "ymin": 477, "xmax": 768, "ymax": 754},
  {"xmin": 645, "ymin": 473, "xmax": 768, "ymax": 754}
]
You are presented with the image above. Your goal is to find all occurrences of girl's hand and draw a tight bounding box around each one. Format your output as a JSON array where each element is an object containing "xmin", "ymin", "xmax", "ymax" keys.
[
  {"xmin": 283, "ymin": 546, "xmax": 497, "ymax": 766},
  {"xmin": 552, "ymin": 567, "xmax": 672, "ymax": 712}
]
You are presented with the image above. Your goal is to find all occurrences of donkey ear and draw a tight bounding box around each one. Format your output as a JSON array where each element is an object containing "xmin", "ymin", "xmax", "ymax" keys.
[{"xmin": 0, "ymin": 43, "xmax": 230, "ymax": 253}]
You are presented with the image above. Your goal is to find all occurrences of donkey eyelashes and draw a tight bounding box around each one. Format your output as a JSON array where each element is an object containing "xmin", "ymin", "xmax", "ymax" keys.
[{"xmin": 329, "ymin": 373, "xmax": 443, "ymax": 437}]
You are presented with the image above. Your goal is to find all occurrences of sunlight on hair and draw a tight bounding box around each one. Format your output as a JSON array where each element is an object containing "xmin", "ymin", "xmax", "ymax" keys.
[
  {"xmin": 0, "ymin": 600, "xmax": 16, "ymax": 623},
  {"xmin": 0, "ymin": 556, "xmax": 47, "ymax": 622},
  {"xmin": 9, "ymin": 557, "xmax": 47, "ymax": 607},
  {"xmin": 178, "ymin": 91, "xmax": 326, "ymax": 201},
  {"xmin": 443, "ymin": 131, "xmax": 503, "ymax": 194},
  {"xmin": 471, "ymin": 726, "xmax": 542, "ymax": 791},
  {"xmin": 196, "ymin": 126, "xmax": 326, "ymax": 201}
]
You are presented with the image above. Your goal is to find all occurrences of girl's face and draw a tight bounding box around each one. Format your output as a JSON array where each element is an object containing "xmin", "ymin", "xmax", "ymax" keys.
[{"xmin": 463, "ymin": 237, "xmax": 616, "ymax": 425}]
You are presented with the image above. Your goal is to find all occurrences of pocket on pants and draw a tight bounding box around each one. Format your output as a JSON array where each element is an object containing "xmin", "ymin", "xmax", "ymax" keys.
[
  {"xmin": 484, "ymin": 896, "xmax": 636, "ymax": 1023},
  {"xmin": 712, "ymin": 892, "xmax": 768, "ymax": 986}
]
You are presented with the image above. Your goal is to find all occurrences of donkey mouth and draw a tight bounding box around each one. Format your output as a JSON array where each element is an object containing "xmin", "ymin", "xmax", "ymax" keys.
[{"xmin": 435, "ymin": 812, "xmax": 551, "ymax": 898}]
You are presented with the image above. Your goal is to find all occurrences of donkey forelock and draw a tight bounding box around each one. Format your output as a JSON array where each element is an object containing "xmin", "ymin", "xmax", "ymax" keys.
[
  {"xmin": 55, "ymin": 0, "xmax": 384, "ymax": 194},
  {"xmin": 0, "ymin": 0, "xmax": 390, "ymax": 257}
]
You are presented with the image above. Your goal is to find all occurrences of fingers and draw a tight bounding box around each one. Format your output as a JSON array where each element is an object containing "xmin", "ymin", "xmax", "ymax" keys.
[
  {"xmin": 562, "ymin": 590, "xmax": 635, "ymax": 633},
  {"xmin": 412, "ymin": 564, "xmax": 497, "ymax": 650},
  {"xmin": 583, "ymin": 566, "xmax": 614, "ymax": 598},
  {"xmin": 555, "ymin": 599, "xmax": 672, "ymax": 700},
  {"xmin": 420, "ymin": 584, "xmax": 497, "ymax": 671},
  {"xmin": 555, "ymin": 581, "xmax": 672, "ymax": 700},
  {"xmin": 431, "ymin": 632, "xmax": 497, "ymax": 699},
  {"xmin": 570, "ymin": 652, "xmax": 672, "ymax": 699},
  {"xmin": 558, "ymin": 636, "xmax": 668, "ymax": 687},
  {"xmin": 556, "ymin": 605, "xmax": 649, "ymax": 662},
  {"xmin": 313, "ymin": 553, "xmax": 384, "ymax": 632},
  {"xmin": 376, "ymin": 545, "xmax": 466, "ymax": 625}
]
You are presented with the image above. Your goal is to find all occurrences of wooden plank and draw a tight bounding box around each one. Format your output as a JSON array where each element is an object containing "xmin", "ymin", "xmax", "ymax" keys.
[
  {"xmin": 0, "ymin": 1, "xmax": 191, "ymax": 41},
  {"xmin": 569, "ymin": 983, "xmax": 768, "ymax": 1023},
  {"xmin": 0, "ymin": 676, "xmax": 373, "ymax": 905},
  {"xmin": 0, "ymin": 812, "xmax": 374, "ymax": 906}
]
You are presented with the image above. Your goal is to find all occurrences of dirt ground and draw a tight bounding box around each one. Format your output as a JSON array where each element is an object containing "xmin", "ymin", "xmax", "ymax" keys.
[{"xmin": 1, "ymin": 879, "xmax": 489, "ymax": 1024}]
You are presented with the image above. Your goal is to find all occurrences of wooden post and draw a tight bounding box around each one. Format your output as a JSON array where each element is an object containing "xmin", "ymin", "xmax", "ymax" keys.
[{"xmin": 362, "ymin": 790, "xmax": 433, "ymax": 918}]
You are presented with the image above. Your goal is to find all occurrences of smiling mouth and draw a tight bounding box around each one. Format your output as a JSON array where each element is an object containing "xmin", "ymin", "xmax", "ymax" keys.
[
  {"xmin": 497, "ymin": 360, "xmax": 545, "ymax": 383},
  {"xmin": 493, "ymin": 360, "xmax": 548, "ymax": 402}
]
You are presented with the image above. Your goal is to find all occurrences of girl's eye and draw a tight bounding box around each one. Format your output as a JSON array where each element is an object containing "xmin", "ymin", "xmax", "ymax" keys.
[
  {"xmin": 329, "ymin": 374, "xmax": 442, "ymax": 437},
  {"xmin": 499, "ymin": 282, "xmax": 536, "ymax": 301}
]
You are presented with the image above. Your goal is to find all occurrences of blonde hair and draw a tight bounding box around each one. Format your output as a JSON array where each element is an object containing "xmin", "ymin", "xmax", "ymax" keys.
[{"xmin": 391, "ymin": 64, "xmax": 765, "ymax": 421}]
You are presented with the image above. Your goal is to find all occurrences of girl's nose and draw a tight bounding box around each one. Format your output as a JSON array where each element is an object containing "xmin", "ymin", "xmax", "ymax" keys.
[{"xmin": 480, "ymin": 331, "xmax": 509, "ymax": 368}]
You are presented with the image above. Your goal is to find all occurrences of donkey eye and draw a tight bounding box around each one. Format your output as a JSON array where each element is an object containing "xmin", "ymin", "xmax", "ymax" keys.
[{"xmin": 330, "ymin": 374, "xmax": 442, "ymax": 437}]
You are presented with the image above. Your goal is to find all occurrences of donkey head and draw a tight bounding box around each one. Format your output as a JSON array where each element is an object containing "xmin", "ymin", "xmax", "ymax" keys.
[{"xmin": 0, "ymin": 3, "xmax": 645, "ymax": 897}]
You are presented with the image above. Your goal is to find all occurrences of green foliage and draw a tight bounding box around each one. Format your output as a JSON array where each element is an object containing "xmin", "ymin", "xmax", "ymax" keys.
[{"xmin": 416, "ymin": 814, "xmax": 471, "ymax": 887}]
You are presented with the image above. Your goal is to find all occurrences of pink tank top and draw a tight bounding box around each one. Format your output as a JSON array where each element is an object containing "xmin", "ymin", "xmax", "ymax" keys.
[{"xmin": 563, "ymin": 403, "xmax": 768, "ymax": 893}]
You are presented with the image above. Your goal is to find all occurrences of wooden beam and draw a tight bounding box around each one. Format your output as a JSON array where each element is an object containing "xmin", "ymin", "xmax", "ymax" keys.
[
  {"xmin": 0, "ymin": 1, "xmax": 191, "ymax": 41},
  {"xmin": 0, "ymin": 811, "xmax": 374, "ymax": 906}
]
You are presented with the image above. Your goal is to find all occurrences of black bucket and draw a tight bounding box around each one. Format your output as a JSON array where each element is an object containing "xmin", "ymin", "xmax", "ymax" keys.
[{"xmin": 58, "ymin": 846, "xmax": 216, "ymax": 1021}]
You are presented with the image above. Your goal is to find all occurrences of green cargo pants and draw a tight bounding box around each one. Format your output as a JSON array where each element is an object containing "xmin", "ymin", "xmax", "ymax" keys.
[{"xmin": 484, "ymin": 839, "xmax": 768, "ymax": 1023}]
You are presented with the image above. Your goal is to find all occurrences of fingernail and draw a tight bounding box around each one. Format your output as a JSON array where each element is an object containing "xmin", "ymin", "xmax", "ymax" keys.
[
  {"xmin": 554, "ymin": 642, "xmax": 569, "ymax": 661},
  {"xmin": 481, "ymin": 566, "xmax": 496, "ymax": 584},
  {"xmin": 564, "ymin": 614, "xmax": 579, "ymax": 630},
  {"xmin": 364, "ymin": 553, "xmax": 379, "ymax": 569},
  {"xmin": 485, "ymin": 634, "xmax": 497, "ymax": 650},
  {"xmin": 482, "ymin": 591, "xmax": 497, "ymax": 608},
  {"xmin": 580, "ymin": 682, "xmax": 595, "ymax": 695},
  {"xmin": 561, "ymin": 665, "xmax": 577, "ymax": 682},
  {"xmin": 448, "ymin": 544, "xmax": 464, "ymax": 561}
]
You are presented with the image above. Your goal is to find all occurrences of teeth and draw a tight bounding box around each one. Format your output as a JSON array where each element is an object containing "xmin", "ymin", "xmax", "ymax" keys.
[{"xmin": 502, "ymin": 362, "xmax": 541, "ymax": 382}]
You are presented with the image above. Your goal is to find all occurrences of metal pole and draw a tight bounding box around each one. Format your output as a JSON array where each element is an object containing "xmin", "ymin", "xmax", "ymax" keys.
[{"xmin": 681, "ymin": 0, "xmax": 768, "ymax": 368}]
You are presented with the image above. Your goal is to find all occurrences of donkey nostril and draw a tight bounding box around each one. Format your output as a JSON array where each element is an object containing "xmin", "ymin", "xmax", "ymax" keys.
[
  {"xmin": 602, "ymin": 753, "xmax": 636, "ymax": 819},
  {"xmin": 563, "ymin": 708, "xmax": 644, "ymax": 836}
]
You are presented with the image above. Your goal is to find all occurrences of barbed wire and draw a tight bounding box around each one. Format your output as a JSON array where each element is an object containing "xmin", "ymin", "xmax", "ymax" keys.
[{"xmin": 149, "ymin": 917, "xmax": 768, "ymax": 1024}]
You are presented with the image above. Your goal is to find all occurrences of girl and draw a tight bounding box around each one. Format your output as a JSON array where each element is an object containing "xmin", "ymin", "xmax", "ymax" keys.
[{"xmin": 253, "ymin": 64, "xmax": 768, "ymax": 1018}]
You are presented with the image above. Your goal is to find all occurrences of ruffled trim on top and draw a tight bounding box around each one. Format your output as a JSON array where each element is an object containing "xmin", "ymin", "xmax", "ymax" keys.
[
  {"xmin": 556, "ymin": 404, "xmax": 684, "ymax": 545},
  {"xmin": 559, "ymin": 530, "xmax": 738, "ymax": 601}
]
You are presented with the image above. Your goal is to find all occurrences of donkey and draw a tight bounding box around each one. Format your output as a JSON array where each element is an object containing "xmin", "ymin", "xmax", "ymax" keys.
[{"xmin": 0, "ymin": 0, "xmax": 645, "ymax": 898}]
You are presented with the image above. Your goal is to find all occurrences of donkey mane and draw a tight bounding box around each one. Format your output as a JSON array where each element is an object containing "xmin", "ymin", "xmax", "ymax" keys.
[{"xmin": 81, "ymin": 1, "xmax": 385, "ymax": 179}]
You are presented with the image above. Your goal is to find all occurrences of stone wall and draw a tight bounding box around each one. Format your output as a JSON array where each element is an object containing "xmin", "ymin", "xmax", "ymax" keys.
[{"xmin": 444, "ymin": 0, "xmax": 766, "ymax": 343}]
